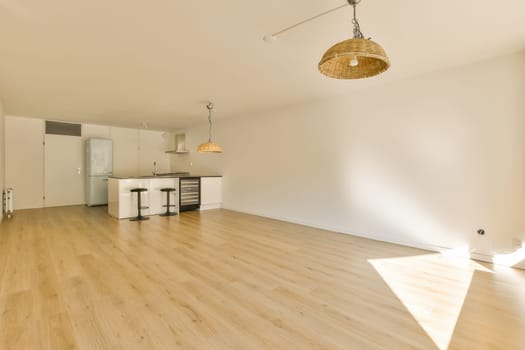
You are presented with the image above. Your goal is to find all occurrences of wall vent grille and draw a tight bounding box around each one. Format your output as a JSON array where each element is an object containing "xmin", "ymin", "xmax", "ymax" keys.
[{"xmin": 45, "ymin": 121, "xmax": 81, "ymax": 136}]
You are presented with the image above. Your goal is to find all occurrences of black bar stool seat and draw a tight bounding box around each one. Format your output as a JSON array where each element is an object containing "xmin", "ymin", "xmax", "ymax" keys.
[
  {"xmin": 160, "ymin": 187, "xmax": 177, "ymax": 217},
  {"xmin": 130, "ymin": 188, "xmax": 149, "ymax": 221}
]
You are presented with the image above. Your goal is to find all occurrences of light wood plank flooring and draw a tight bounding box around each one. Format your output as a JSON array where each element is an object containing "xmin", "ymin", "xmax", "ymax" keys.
[{"xmin": 0, "ymin": 206, "xmax": 524, "ymax": 349}]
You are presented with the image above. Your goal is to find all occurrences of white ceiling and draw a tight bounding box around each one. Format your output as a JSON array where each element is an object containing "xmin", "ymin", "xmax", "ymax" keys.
[{"xmin": 0, "ymin": 0, "xmax": 524, "ymax": 130}]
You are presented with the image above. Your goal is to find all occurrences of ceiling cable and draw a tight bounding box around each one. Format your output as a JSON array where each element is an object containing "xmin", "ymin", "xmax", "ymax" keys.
[
  {"xmin": 264, "ymin": 3, "xmax": 349, "ymax": 42},
  {"xmin": 206, "ymin": 102, "xmax": 214, "ymax": 143},
  {"xmin": 352, "ymin": 3, "xmax": 364, "ymax": 39}
]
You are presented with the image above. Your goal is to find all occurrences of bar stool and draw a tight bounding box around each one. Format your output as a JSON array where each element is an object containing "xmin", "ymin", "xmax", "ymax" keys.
[
  {"xmin": 160, "ymin": 188, "xmax": 177, "ymax": 217},
  {"xmin": 130, "ymin": 188, "xmax": 149, "ymax": 221}
]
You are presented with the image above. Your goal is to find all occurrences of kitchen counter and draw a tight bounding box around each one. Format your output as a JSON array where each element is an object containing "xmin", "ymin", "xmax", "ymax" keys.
[
  {"xmin": 107, "ymin": 175, "xmax": 222, "ymax": 219},
  {"xmin": 109, "ymin": 173, "xmax": 222, "ymax": 179}
]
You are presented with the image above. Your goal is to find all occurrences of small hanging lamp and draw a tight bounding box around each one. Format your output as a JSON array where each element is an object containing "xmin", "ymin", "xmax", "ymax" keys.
[
  {"xmin": 197, "ymin": 102, "xmax": 223, "ymax": 153},
  {"xmin": 318, "ymin": 0, "xmax": 390, "ymax": 79}
]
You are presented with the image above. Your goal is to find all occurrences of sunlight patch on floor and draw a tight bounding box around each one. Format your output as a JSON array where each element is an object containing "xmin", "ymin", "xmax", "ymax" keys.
[{"xmin": 369, "ymin": 253, "xmax": 491, "ymax": 350}]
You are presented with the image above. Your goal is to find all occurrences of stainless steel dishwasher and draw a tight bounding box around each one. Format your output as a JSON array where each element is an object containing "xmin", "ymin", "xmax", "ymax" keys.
[{"xmin": 179, "ymin": 177, "xmax": 201, "ymax": 211}]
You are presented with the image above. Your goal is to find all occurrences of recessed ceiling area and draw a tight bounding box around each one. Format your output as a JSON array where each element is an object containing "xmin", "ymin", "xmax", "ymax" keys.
[{"xmin": 0, "ymin": 0, "xmax": 524, "ymax": 129}]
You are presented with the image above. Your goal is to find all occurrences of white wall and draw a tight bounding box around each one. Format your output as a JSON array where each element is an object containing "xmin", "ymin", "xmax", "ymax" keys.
[
  {"xmin": 111, "ymin": 126, "xmax": 139, "ymax": 177},
  {"xmin": 4, "ymin": 117, "xmax": 171, "ymax": 209},
  {"xmin": 185, "ymin": 52, "xmax": 525, "ymax": 256},
  {"xmin": 138, "ymin": 130, "xmax": 171, "ymax": 176},
  {"xmin": 110, "ymin": 127, "xmax": 171, "ymax": 177},
  {"xmin": 0, "ymin": 100, "xmax": 4, "ymax": 222},
  {"xmin": 5, "ymin": 116, "xmax": 45, "ymax": 210}
]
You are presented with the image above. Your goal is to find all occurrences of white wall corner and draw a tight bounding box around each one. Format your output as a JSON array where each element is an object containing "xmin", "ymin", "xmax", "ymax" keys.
[
  {"xmin": 0, "ymin": 99, "xmax": 5, "ymax": 223},
  {"xmin": 202, "ymin": 53, "xmax": 525, "ymax": 268}
]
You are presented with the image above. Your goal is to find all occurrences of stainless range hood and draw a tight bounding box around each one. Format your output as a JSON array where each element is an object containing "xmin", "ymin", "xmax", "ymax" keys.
[{"xmin": 165, "ymin": 133, "xmax": 189, "ymax": 154}]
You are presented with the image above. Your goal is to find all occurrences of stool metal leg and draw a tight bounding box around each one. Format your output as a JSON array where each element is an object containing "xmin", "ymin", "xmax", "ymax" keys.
[
  {"xmin": 130, "ymin": 191, "xmax": 150, "ymax": 221},
  {"xmin": 160, "ymin": 190, "xmax": 177, "ymax": 217}
]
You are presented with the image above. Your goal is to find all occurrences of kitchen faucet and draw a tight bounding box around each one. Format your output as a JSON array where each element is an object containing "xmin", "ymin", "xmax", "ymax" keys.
[{"xmin": 152, "ymin": 161, "xmax": 157, "ymax": 176}]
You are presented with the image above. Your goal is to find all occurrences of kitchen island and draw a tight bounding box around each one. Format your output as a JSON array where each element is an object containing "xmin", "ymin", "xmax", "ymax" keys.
[{"xmin": 108, "ymin": 174, "xmax": 222, "ymax": 219}]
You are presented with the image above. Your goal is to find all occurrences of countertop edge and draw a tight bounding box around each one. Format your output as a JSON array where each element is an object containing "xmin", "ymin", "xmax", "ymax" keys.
[{"xmin": 109, "ymin": 175, "xmax": 222, "ymax": 180}]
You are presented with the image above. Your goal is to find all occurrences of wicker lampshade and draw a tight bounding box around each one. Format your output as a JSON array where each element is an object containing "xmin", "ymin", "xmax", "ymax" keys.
[
  {"xmin": 197, "ymin": 141, "xmax": 223, "ymax": 153},
  {"xmin": 197, "ymin": 102, "xmax": 223, "ymax": 153},
  {"xmin": 318, "ymin": 38, "xmax": 390, "ymax": 79}
]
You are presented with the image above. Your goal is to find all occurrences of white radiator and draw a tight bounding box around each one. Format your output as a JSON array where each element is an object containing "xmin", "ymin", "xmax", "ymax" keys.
[{"xmin": 4, "ymin": 188, "xmax": 13, "ymax": 218}]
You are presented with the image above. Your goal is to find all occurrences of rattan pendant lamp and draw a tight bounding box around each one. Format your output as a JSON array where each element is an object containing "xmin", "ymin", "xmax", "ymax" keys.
[
  {"xmin": 318, "ymin": 0, "xmax": 390, "ymax": 79},
  {"xmin": 197, "ymin": 102, "xmax": 223, "ymax": 153}
]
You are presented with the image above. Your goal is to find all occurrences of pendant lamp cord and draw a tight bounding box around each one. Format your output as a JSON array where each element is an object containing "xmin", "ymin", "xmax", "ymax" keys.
[
  {"xmin": 207, "ymin": 102, "xmax": 213, "ymax": 142},
  {"xmin": 352, "ymin": 3, "xmax": 364, "ymax": 39}
]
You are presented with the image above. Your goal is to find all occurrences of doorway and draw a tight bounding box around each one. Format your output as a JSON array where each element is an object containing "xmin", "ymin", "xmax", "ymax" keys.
[{"xmin": 44, "ymin": 134, "xmax": 84, "ymax": 207}]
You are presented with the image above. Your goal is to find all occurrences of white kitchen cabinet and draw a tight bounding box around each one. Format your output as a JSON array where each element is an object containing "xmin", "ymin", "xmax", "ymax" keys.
[
  {"xmin": 108, "ymin": 177, "xmax": 179, "ymax": 219},
  {"xmin": 109, "ymin": 176, "xmax": 220, "ymax": 218},
  {"xmin": 138, "ymin": 130, "xmax": 171, "ymax": 176},
  {"xmin": 108, "ymin": 178, "xmax": 150, "ymax": 219},
  {"xmin": 82, "ymin": 124, "xmax": 111, "ymax": 139},
  {"xmin": 200, "ymin": 177, "xmax": 222, "ymax": 210},
  {"xmin": 149, "ymin": 178, "xmax": 179, "ymax": 215},
  {"xmin": 111, "ymin": 127, "xmax": 139, "ymax": 176}
]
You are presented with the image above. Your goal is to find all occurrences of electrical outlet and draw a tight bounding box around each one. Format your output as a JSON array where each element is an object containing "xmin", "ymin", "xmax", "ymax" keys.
[{"xmin": 512, "ymin": 238, "xmax": 522, "ymax": 248}]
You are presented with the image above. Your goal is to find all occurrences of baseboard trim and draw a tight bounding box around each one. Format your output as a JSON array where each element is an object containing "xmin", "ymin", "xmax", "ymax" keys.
[
  {"xmin": 200, "ymin": 203, "xmax": 222, "ymax": 211},
  {"xmin": 223, "ymin": 205, "xmax": 525, "ymax": 270}
]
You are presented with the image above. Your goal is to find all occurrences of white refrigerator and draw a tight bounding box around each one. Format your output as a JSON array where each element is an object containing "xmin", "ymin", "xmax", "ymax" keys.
[{"xmin": 85, "ymin": 138, "xmax": 113, "ymax": 206}]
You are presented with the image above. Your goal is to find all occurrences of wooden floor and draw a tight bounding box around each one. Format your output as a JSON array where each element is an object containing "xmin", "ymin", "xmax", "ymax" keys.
[{"xmin": 0, "ymin": 207, "xmax": 524, "ymax": 350}]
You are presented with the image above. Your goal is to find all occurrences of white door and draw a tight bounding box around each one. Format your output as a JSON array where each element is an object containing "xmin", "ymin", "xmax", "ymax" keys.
[{"xmin": 44, "ymin": 134, "xmax": 84, "ymax": 207}]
